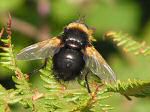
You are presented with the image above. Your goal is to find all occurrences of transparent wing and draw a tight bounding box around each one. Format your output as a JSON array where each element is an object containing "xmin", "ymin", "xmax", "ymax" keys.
[
  {"xmin": 84, "ymin": 45, "xmax": 116, "ymax": 83},
  {"xmin": 16, "ymin": 37, "xmax": 61, "ymax": 60}
]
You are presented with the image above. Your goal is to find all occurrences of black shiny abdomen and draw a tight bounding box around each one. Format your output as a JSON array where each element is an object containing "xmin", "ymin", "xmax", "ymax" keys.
[{"xmin": 53, "ymin": 47, "xmax": 85, "ymax": 81}]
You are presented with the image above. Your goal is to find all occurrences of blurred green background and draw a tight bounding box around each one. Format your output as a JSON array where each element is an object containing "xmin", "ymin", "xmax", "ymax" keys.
[{"xmin": 0, "ymin": 0, "xmax": 150, "ymax": 112}]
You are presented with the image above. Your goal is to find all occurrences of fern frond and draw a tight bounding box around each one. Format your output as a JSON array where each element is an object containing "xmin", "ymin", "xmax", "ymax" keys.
[
  {"xmin": 0, "ymin": 16, "xmax": 27, "ymax": 80},
  {"xmin": 0, "ymin": 15, "xmax": 37, "ymax": 111},
  {"xmin": 106, "ymin": 79, "xmax": 150, "ymax": 99},
  {"xmin": 0, "ymin": 16, "xmax": 17, "ymax": 71},
  {"xmin": 0, "ymin": 32, "xmax": 16, "ymax": 70},
  {"xmin": 0, "ymin": 84, "xmax": 23, "ymax": 112},
  {"xmin": 39, "ymin": 60, "xmax": 113, "ymax": 112},
  {"xmin": 104, "ymin": 31, "xmax": 150, "ymax": 55}
]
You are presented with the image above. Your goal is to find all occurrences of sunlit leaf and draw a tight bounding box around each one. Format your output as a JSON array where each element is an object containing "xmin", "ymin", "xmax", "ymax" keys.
[{"xmin": 106, "ymin": 79, "xmax": 150, "ymax": 99}]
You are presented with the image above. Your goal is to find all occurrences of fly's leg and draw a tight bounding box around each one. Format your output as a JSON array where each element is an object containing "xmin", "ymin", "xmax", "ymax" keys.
[{"xmin": 85, "ymin": 70, "xmax": 91, "ymax": 93}]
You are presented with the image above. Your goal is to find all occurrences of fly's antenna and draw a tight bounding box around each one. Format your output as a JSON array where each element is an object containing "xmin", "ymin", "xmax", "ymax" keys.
[{"xmin": 76, "ymin": 14, "xmax": 86, "ymax": 24}]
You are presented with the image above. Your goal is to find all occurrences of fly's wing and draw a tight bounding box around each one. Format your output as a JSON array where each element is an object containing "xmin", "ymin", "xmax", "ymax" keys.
[
  {"xmin": 16, "ymin": 37, "xmax": 61, "ymax": 60},
  {"xmin": 84, "ymin": 45, "xmax": 116, "ymax": 83}
]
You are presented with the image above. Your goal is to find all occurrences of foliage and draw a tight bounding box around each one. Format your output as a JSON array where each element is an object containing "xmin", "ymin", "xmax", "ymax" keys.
[
  {"xmin": 0, "ymin": 17, "xmax": 150, "ymax": 112},
  {"xmin": 104, "ymin": 31, "xmax": 150, "ymax": 56},
  {"xmin": 106, "ymin": 79, "xmax": 150, "ymax": 100}
]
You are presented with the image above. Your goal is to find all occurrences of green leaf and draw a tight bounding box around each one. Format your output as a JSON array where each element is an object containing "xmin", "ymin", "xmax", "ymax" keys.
[
  {"xmin": 106, "ymin": 79, "xmax": 150, "ymax": 98},
  {"xmin": 104, "ymin": 31, "xmax": 150, "ymax": 56},
  {"xmin": 0, "ymin": 36, "xmax": 16, "ymax": 70},
  {"xmin": 0, "ymin": 84, "xmax": 23, "ymax": 111}
]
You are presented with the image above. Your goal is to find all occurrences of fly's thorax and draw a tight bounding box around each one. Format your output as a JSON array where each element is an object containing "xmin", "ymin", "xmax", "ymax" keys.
[{"xmin": 62, "ymin": 28, "xmax": 88, "ymax": 50}]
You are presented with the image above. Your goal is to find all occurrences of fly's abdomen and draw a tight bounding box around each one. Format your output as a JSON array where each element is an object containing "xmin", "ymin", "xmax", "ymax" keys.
[{"xmin": 52, "ymin": 47, "xmax": 85, "ymax": 81}]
